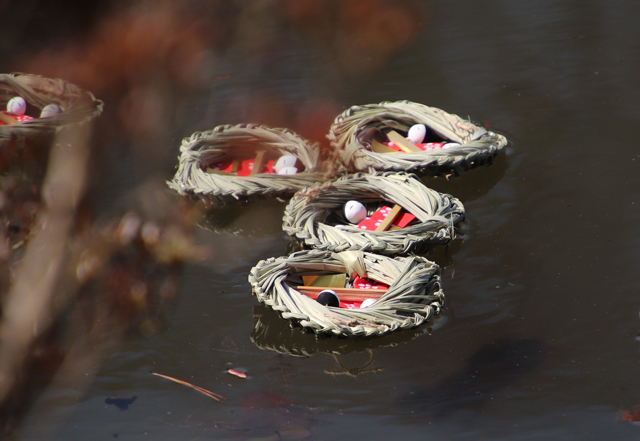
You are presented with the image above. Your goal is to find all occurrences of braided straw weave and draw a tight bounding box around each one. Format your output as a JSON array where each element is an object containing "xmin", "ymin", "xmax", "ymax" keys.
[
  {"xmin": 0, "ymin": 73, "xmax": 103, "ymax": 145},
  {"xmin": 283, "ymin": 172, "xmax": 465, "ymax": 255},
  {"xmin": 168, "ymin": 124, "xmax": 326, "ymax": 206},
  {"xmin": 327, "ymin": 100, "xmax": 507, "ymax": 176},
  {"xmin": 248, "ymin": 249, "xmax": 444, "ymax": 337}
]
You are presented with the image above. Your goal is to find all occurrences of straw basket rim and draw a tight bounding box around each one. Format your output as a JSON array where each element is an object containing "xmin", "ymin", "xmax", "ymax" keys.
[
  {"xmin": 248, "ymin": 249, "xmax": 444, "ymax": 338},
  {"xmin": 0, "ymin": 72, "xmax": 103, "ymax": 142},
  {"xmin": 327, "ymin": 100, "xmax": 507, "ymax": 176},
  {"xmin": 282, "ymin": 172, "xmax": 465, "ymax": 255},
  {"xmin": 167, "ymin": 123, "xmax": 327, "ymax": 206}
]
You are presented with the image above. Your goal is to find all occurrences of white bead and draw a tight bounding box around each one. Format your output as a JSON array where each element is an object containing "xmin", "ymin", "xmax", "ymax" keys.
[
  {"xmin": 360, "ymin": 298, "xmax": 376, "ymax": 308},
  {"xmin": 344, "ymin": 200, "xmax": 367, "ymax": 223},
  {"xmin": 40, "ymin": 104, "xmax": 60, "ymax": 118},
  {"xmin": 7, "ymin": 97, "xmax": 26, "ymax": 116},
  {"xmin": 407, "ymin": 124, "xmax": 426, "ymax": 144},
  {"xmin": 443, "ymin": 142, "xmax": 461, "ymax": 149},
  {"xmin": 274, "ymin": 155, "xmax": 298, "ymax": 173},
  {"xmin": 277, "ymin": 166, "xmax": 298, "ymax": 175}
]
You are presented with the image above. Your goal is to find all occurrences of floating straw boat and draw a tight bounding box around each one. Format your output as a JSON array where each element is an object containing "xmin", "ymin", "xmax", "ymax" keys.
[
  {"xmin": 0, "ymin": 73, "xmax": 103, "ymax": 147},
  {"xmin": 168, "ymin": 124, "xmax": 326, "ymax": 206},
  {"xmin": 248, "ymin": 249, "xmax": 444, "ymax": 338},
  {"xmin": 283, "ymin": 172, "xmax": 465, "ymax": 255},
  {"xmin": 327, "ymin": 100, "xmax": 507, "ymax": 177}
]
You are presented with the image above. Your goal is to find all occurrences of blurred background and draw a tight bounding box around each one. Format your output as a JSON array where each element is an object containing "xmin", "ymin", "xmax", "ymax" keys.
[{"xmin": 1, "ymin": 0, "xmax": 640, "ymax": 440}]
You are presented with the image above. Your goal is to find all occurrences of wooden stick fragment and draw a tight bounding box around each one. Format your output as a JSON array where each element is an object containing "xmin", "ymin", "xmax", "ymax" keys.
[
  {"xmin": 0, "ymin": 113, "xmax": 16, "ymax": 125},
  {"xmin": 152, "ymin": 372, "xmax": 227, "ymax": 402},
  {"xmin": 375, "ymin": 205, "xmax": 402, "ymax": 232},
  {"xmin": 370, "ymin": 139, "xmax": 397, "ymax": 154},
  {"xmin": 250, "ymin": 151, "xmax": 266, "ymax": 175},
  {"xmin": 386, "ymin": 131, "xmax": 422, "ymax": 153},
  {"xmin": 296, "ymin": 286, "xmax": 386, "ymax": 301},
  {"xmin": 302, "ymin": 273, "xmax": 347, "ymax": 288}
]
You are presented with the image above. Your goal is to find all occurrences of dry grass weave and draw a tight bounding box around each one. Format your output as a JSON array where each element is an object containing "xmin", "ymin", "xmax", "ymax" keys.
[
  {"xmin": 327, "ymin": 100, "xmax": 507, "ymax": 175},
  {"xmin": 283, "ymin": 172, "xmax": 465, "ymax": 255},
  {"xmin": 249, "ymin": 249, "xmax": 444, "ymax": 337},
  {"xmin": 168, "ymin": 124, "xmax": 326, "ymax": 205},
  {"xmin": 0, "ymin": 72, "xmax": 103, "ymax": 143}
]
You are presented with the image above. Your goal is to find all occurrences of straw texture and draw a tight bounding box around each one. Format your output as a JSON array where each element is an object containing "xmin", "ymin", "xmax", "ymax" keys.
[
  {"xmin": 248, "ymin": 249, "xmax": 444, "ymax": 338},
  {"xmin": 283, "ymin": 172, "xmax": 465, "ymax": 255},
  {"xmin": 327, "ymin": 100, "xmax": 507, "ymax": 176},
  {"xmin": 168, "ymin": 124, "xmax": 327, "ymax": 205},
  {"xmin": 0, "ymin": 73, "xmax": 103, "ymax": 145}
]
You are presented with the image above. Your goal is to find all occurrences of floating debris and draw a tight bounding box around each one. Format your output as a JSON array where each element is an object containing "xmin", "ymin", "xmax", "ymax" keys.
[
  {"xmin": 228, "ymin": 369, "xmax": 247, "ymax": 379},
  {"xmin": 151, "ymin": 372, "xmax": 226, "ymax": 402},
  {"xmin": 104, "ymin": 396, "xmax": 137, "ymax": 411}
]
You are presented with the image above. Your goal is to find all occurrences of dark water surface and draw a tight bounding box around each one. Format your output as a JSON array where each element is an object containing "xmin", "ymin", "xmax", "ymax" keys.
[{"xmin": 7, "ymin": 1, "xmax": 640, "ymax": 440}]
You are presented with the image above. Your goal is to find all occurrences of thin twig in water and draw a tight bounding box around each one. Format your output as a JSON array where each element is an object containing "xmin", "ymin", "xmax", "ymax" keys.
[{"xmin": 152, "ymin": 372, "xmax": 227, "ymax": 402}]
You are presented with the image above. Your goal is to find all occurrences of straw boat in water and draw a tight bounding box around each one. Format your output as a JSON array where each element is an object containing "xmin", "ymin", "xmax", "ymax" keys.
[
  {"xmin": 168, "ymin": 124, "xmax": 327, "ymax": 206},
  {"xmin": 327, "ymin": 100, "xmax": 507, "ymax": 178},
  {"xmin": 283, "ymin": 172, "xmax": 465, "ymax": 255},
  {"xmin": 249, "ymin": 249, "xmax": 444, "ymax": 338},
  {"xmin": 0, "ymin": 72, "xmax": 103, "ymax": 148}
]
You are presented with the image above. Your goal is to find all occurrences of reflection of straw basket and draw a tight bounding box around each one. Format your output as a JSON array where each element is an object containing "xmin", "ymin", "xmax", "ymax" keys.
[
  {"xmin": 0, "ymin": 73, "xmax": 103, "ymax": 147},
  {"xmin": 283, "ymin": 172, "xmax": 465, "ymax": 255},
  {"xmin": 248, "ymin": 249, "xmax": 444, "ymax": 338},
  {"xmin": 168, "ymin": 124, "xmax": 327, "ymax": 206},
  {"xmin": 327, "ymin": 100, "xmax": 507, "ymax": 177},
  {"xmin": 251, "ymin": 304, "xmax": 438, "ymax": 358}
]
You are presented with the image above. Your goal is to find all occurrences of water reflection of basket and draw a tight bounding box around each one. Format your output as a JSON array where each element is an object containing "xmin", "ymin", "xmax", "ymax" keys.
[
  {"xmin": 251, "ymin": 304, "xmax": 441, "ymax": 358},
  {"xmin": 283, "ymin": 172, "xmax": 465, "ymax": 255},
  {"xmin": 327, "ymin": 100, "xmax": 507, "ymax": 177},
  {"xmin": 168, "ymin": 124, "xmax": 327, "ymax": 206},
  {"xmin": 0, "ymin": 73, "xmax": 103, "ymax": 146},
  {"xmin": 248, "ymin": 249, "xmax": 444, "ymax": 338}
]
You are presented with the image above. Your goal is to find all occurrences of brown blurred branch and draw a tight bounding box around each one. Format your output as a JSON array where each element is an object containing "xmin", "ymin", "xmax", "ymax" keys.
[{"xmin": 0, "ymin": 124, "xmax": 90, "ymax": 408}]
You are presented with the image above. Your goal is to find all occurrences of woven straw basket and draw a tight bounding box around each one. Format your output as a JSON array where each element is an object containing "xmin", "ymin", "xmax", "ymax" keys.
[
  {"xmin": 168, "ymin": 124, "xmax": 326, "ymax": 206},
  {"xmin": 327, "ymin": 100, "xmax": 507, "ymax": 176},
  {"xmin": 283, "ymin": 172, "xmax": 465, "ymax": 255},
  {"xmin": 0, "ymin": 73, "xmax": 103, "ymax": 146},
  {"xmin": 248, "ymin": 249, "xmax": 444, "ymax": 338}
]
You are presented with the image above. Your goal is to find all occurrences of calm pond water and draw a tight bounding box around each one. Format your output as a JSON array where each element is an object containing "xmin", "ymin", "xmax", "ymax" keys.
[{"xmin": 6, "ymin": 1, "xmax": 640, "ymax": 440}]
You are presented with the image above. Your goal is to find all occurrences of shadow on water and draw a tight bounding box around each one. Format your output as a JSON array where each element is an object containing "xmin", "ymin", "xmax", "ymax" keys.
[
  {"xmin": 420, "ymin": 149, "xmax": 509, "ymax": 204},
  {"xmin": 396, "ymin": 338, "xmax": 555, "ymax": 418},
  {"xmin": 196, "ymin": 198, "xmax": 289, "ymax": 238}
]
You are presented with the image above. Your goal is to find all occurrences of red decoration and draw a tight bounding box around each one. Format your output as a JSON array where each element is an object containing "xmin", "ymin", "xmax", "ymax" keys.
[
  {"xmin": 0, "ymin": 111, "xmax": 35, "ymax": 125},
  {"xmin": 619, "ymin": 405, "xmax": 640, "ymax": 422},
  {"xmin": 394, "ymin": 211, "xmax": 416, "ymax": 228},
  {"xmin": 356, "ymin": 206, "xmax": 416, "ymax": 231},
  {"xmin": 340, "ymin": 301, "xmax": 362, "ymax": 309},
  {"xmin": 353, "ymin": 275, "xmax": 388, "ymax": 290},
  {"xmin": 209, "ymin": 159, "xmax": 275, "ymax": 175},
  {"xmin": 383, "ymin": 141, "xmax": 444, "ymax": 152}
]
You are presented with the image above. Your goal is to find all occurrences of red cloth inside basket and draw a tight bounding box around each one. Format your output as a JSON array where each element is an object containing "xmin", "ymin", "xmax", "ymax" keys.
[
  {"xmin": 0, "ymin": 111, "xmax": 35, "ymax": 125},
  {"xmin": 208, "ymin": 159, "xmax": 275, "ymax": 175},
  {"xmin": 356, "ymin": 206, "xmax": 416, "ymax": 231},
  {"xmin": 383, "ymin": 141, "xmax": 444, "ymax": 151}
]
